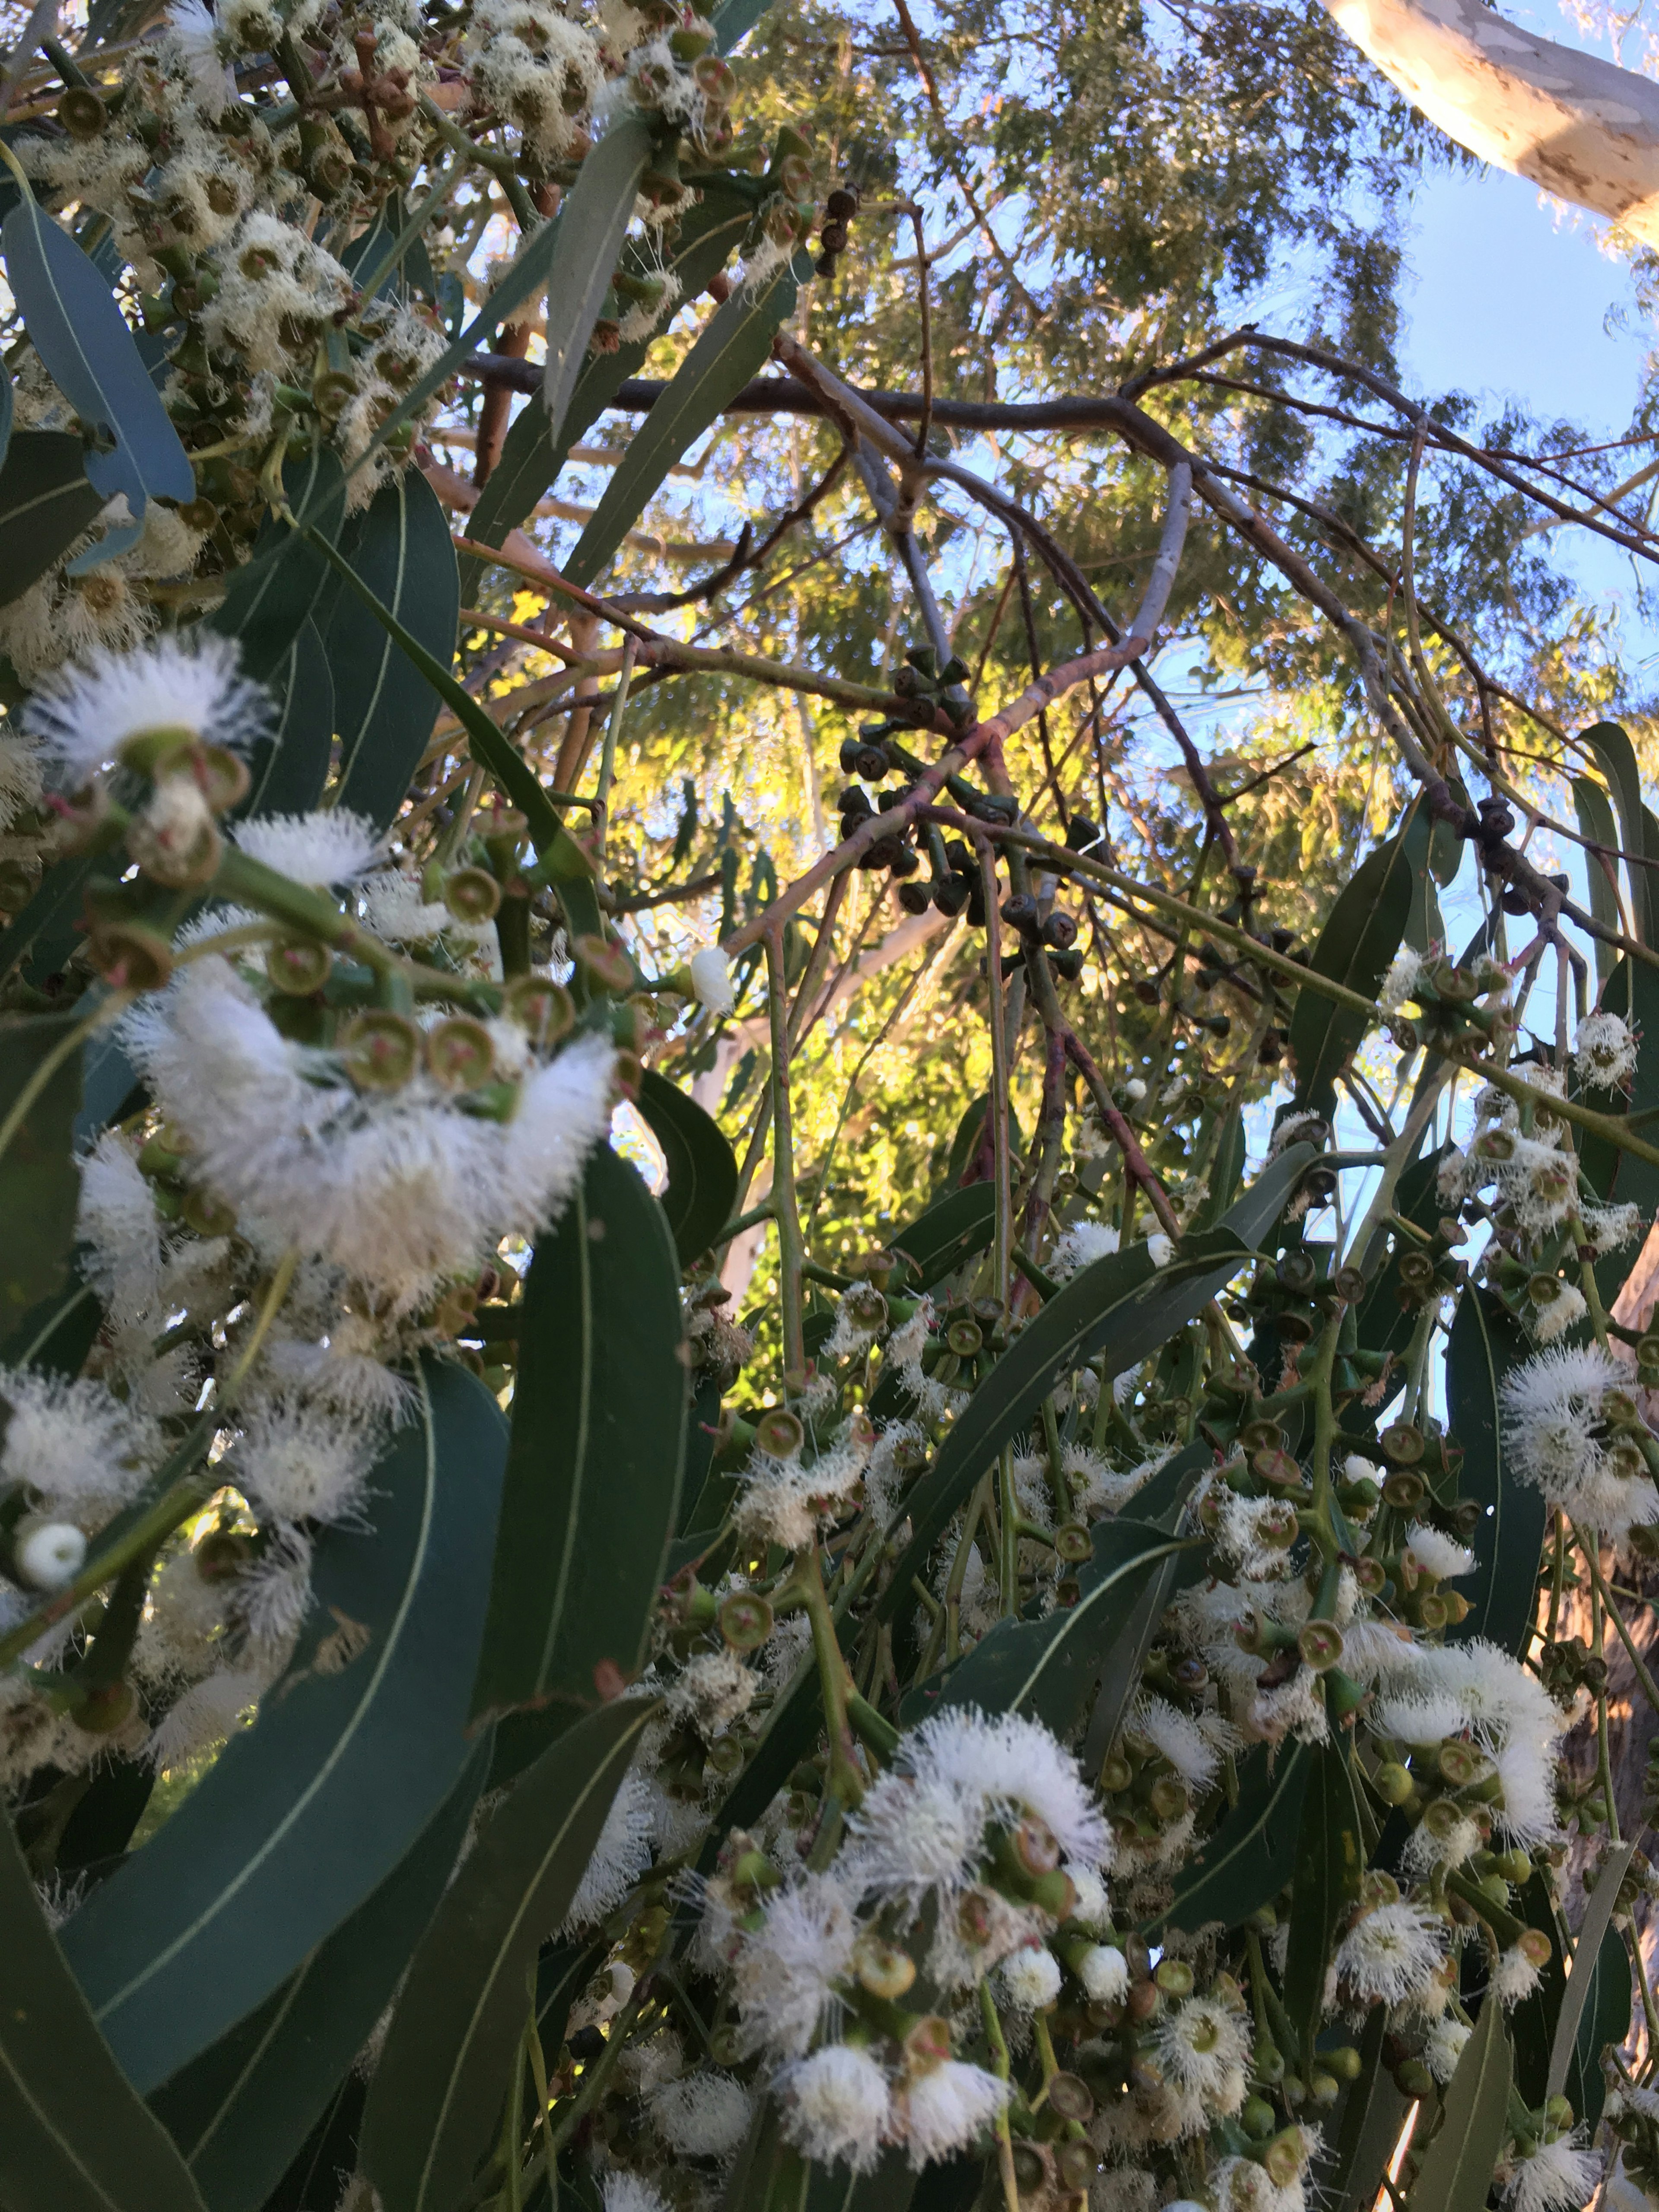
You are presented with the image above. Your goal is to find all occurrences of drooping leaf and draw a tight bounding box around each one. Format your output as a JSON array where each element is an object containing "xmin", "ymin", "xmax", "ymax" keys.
[
  {"xmin": 638, "ymin": 1068, "xmax": 739, "ymax": 1265},
  {"xmin": 1354, "ymin": 1136, "xmax": 1452, "ymax": 1362},
  {"xmin": 471, "ymin": 1144, "xmax": 686, "ymax": 1720},
  {"xmin": 59, "ymin": 1360, "xmax": 508, "ymax": 2093},
  {"xmin": 1445, "ymin": 1288, "xmax": 1548, "ymax": 1658},
  {"xmin": 232, "ymin": 617, "xmax": 334, "ymax": 823},
  {"xmin": 0, "ymin": 355, "xmax": 12, "ymax": 470},
  {"xmin": 1281, "ymin": 1743, "xmax": 1363, "ymax": 2068},
  {"xmin": 0, "ymin": 1805, "xmax": 207, "ymax": 2212},
  {"xmin": 564, "ymin": 252, "xmax": 807, "ymax": 587},
  {"xmin": 0, "ymin": 1269, "xmax": 102, "ymax": 1375},
  {"xmin": 1573, "ymin": 775, "xmax": 1622, "ymax": 982},
  {"xmin": 148, "ymin": 1745, "xmax": 488, "ymax": 2212},
  {"xmin": 710, "ymin": 0, "xmax": 772, "ymax": 45},
  {"xmin": 1547, "ymin": 1838, "xmax": 1635, "ymax": 2101},
  {"xmin": 871, "ymin": 1148, "xmax": 1313, "ymax": 1634},
  {"xmin": 299, "ymin": 521, "xmax": 603, "ymax": 936},
  {"xmin": 0, "ymin": 1009, "xmax": 84, "ymax": 1327},
  {"xmin": 459, "ymin": 183, "xmax": 755, "ymax": 599},
  {"xmin": 0, "ymin": 429, "xmax": 105, "ymax": 606},
  {"xmin": 1286, "ymin": 832, "xmax": 1415, "ymax": 1116},
  {"xmin": 207, "ymin": 448, "xmax": 349, "ymax": 683},
  {"xmin": 1580, "ymin": 723, "xmax": 1655, "ymax": 946},
  {"xmin": 1147, "ymin": 1742, "xmax": 1309, "ymax": 1937},
  {"xmin": 1324, "ymin": 2008, "xmax": 1408, "ymax": 2212},
  {"xmin": 890, "ymin": 1183, "xmax": 998, "ymax": 1291},
  {"xmin": 324, "ymin": 469, "xmax": 460, "ymax": 832},
  {"xmin": 0, "ymin": 191, "xmax": 192, "ymax": 569},
  {"xmin": 540, "ymin": 115, "xmax": 656, "ymax": 446},
  {"xmin": 1408, "ymin": 1996, "xmax": 1512, "ymax": 2212},
  {"xmin": 935, "ymin": 1519, "xmax": 1202, "ymax": 1738},
  {"xmin": 358, "ymin": 1696, "xmax": 658, "ymax": 2212},
  {"xmin": 1400, "ymin": 787, "xmax": 1464, "ymax": 954}
]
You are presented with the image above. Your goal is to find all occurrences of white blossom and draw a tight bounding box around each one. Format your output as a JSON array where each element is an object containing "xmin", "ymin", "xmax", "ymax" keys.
[
  {"xmin": 1424, "ymin": 2018, "xmax": 1470, "ymax": 2082},
  {"xmin": 899, "ymin": 2058, "xmax": 1010, "ymax": 2166},
  {"xmin": 23, "ymin": 633, "xmax": 270, "ymax": 781},
  {"xmin": 1334, "ymin": 1900, "xmax": 1446, "ymax": 2004},
  {"xmin": 996, "ymin": 1943, "xmax": 1061, "ymax": 2010},
  {"xmin": 13, "ymin": 1519, "xmax": 86, "ymax": 1591},
  {"xmin": 777, "ymin": 2045, "xmax": 893, "ymax": 2174},
  {"xmin": 1051, "ymin": 1220, "xmax": 1119, "ymax": 1278},
  {"xmin": 1574, "ymin": 1010, "xmax": 1638, "ymax": 1089},
  {"xmin": 647, "ymin": 2070, "xmax": 752, "ymax": 2157},
  {"xmin": 231, "ymin": 809, "xmax": 384, "ymax": 886},
  {"xmin": 689, "ymin": 945, "xmax": 736, "ymax": 1015},
  {"xmin": 1404, "ymin": 1523, "xmax": 1477, "ymax": 1581},
  {"xmin": 1503, "ymin": 2136, "xmax": 1601, "ymax": 2212}
]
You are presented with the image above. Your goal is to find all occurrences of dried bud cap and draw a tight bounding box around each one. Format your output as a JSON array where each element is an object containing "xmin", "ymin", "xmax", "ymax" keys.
[
  {"xmin": 1011, "ymin": 2145, "xmax": 1052, "ymax": 2196},
  {"xmin": 1297, "ymin": 1619, "xmax": 1344, "ymax": 1671},
  {"xmin": 1379, "ymin": 1421, "xmax": 1425, "ymax": 1464},
  {"xmin": 718, "ymin": 1591, "xmax": 773, "ymax": 1651},
  {"xmin": 12, "ymin": 1516, "xmax": 87, "ymax": 1591},
  {"xmin": 1046, "ymin": 2071, "xmax": 1094, "ymax": 2125},
  {"xmin": 853, "ymin": 1935, "xmax": 916, "ymax": 1999},
  {"xmin": 755, "ymin": 1407, "xmax": 804, "ymax": 1460},
  {"xmin": 443, "ymin": 866, "xmax": 502, "ymax": 923},
  {"xmin": 340, "ymin": 1009, "xmax": 423, "ymax": 1092},
  {"xmin": 1436, "ymin": 1739, "xmax": 1488, "ymax": 1790},
  {"xmin": 59, "ymin": 85, "xmax": 106, "ymax": 137},
  {"xmin": 1382, "ymin": 1469, "xmax": 1427, "ymax": 1511},
  {"xmin": 574, "ymin": 933, "xmax": 636, "ymax": 995},
  {"xmin": 182, "ymin": 1186, "xmax": 236, "ymax": 1237},
  {"xmin": 89, "ymin": 920, "xmax": 175, "ymax": 992},
  {"xmin": 266, "ymin": 937, "xmax": 331, "ymax": 995},
  {"xmin": 426, "ymin": 1016, "xmax": 496, "ymax": 1092},
  {"xmin": 1148, "ymin": 1777, "xmax": 1189, "ymax": 1822},
  {"xmin": 503, "ymin": 976, "xmax": 574, "ymax": 1045},
  {"xmin": 1353, "ymin": 1554, "xmax": 1387, "ymax": 1594}
]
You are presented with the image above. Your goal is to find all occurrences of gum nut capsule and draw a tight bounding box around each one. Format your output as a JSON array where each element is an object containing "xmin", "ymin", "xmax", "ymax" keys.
[
  {"xmin": 754, "ymin": 1407, "xmax": 804, "ymax": 1459},
  {"xmin": 267, "ymin": 936, "xmax": 332, "ymax": 995},
  {"xmin": 718, "ymin": 1591, "xmax": 773, "ymax": 1650},
  {"xmin": 425, "ymin": 1015, "xmax": 496, "ymax": 1091},
  {"xmin": 339, "ymin": 1009, "xmax": 423, "ymax": 1091},
  {"xmin": 443, "ymin": 866, "xmax": 502, "ymax": 923},
  {"xmin": 13, "ymin": 1516, "xmax": 86, "ymax": 1591}
]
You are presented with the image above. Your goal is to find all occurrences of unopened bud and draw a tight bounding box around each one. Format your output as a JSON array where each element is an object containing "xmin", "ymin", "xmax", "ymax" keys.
[
  {"xmin": 11, "ymin": 1516, "xmax": 86, "ymax": 1591},
  {"xmin": 574, "ymin": 933, "xmax": 635, "ymax": 995}
]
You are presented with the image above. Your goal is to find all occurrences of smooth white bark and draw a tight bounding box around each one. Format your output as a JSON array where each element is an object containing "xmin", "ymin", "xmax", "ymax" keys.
[{"xmin": 1320, "ymin": 0, "xmax": 1659, "ymax": 244}]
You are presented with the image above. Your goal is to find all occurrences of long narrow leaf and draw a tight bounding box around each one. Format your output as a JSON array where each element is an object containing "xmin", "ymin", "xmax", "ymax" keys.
[{"xmin": 540, "ymin": 115, "xmax": 655, "ymax": 443}]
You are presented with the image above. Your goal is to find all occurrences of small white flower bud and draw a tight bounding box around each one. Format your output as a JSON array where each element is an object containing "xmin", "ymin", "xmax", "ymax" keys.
[
  {"xmin": 690, "ymin": 944, "xmax": 736, "ymax": 1015},
  {"xmin": 1145, "ymin": 1233, "xmax": 1174, "ymax": 1268},
  {"xmin": 1077, "ymin": 1942, "xmax": 1129, "ymax": 2002},
  {"xmin": 14, "ymin": 1517, "xmax": 87, "ymax": 1590}
]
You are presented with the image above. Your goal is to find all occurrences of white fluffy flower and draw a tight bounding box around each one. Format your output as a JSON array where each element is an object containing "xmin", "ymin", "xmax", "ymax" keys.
[
  {"xmin": 233, "ymin": 1401, "xmax": 375, "ymax": 1526},
  {"xmin": 1131, "ymin": 1694, "xmax": 1222, "ymax": 1789},
  {"xmin": 13, "ymin": 1519, "xmax": 86, "ymax": 1591},
  {"xmin": 1065, "ymin": 1863, "xmax": 1111, "ymax": 1932},
  {"xmin": 76, "ymin": 1130, "xmax": 161, "ymax": 1299},
  {"xmin": 1155, "ymin": 1996, "xmax": 1250, "ymax": 2104},
  {"xmin": 689, "ymin": 945, "xmax": 736, "ymax": 1015},
  {"xmin": 1051, "ymin": 1220, "xmax": 1119, "ymax": 1279},
  {"xmin": 1500, "ymin": 1344, "xmax": 1659, "ymax": 1533},
  {"xmin": 562, "ymin": 1767, "xmax": 653, "ymax": 1935},
  {"xmin": 1574, "ymin": 1010, "xmax": 1638, "ymax": 1089},
  {"xmin": 1380, "ymin": 947, "xmax": 1426, "ymax": 1012},
  {"xmin": 1404, "ymin": 1523, "xmax": 1477, "ymax": 1581},
  {"xmin": 899, "ymin": 2058, "xmax": 1010, "ymax": 2167},
  {"xmin": 667, "ymin": 1648, "xmax": 756, "ymax": 1741},
  {"xmin": 231, "ymin": 809, "xmax": 383, "ymax": 885},
  {"xmin": 602, "ymin": 2176, "xmax": 670, "ymax": 2212},
  {"xmin": 996, "ymin": 1943, "xmax": 1061, "ymax": 2011},
  {"xmin": 1529, "ymin": 1282, "xmax": 1587, "ymax": 1345},
  {"xmin": 1334, "ymin": 1901, "xmax": 1446, "ymax": 2004},
  {"xmin": 731, "ymin": 1873, "xmax": 859, "ymax": 2060},
  {"xmin": 359, "ymin": 872, "xmax": 457, "ymax": 944},
  {"xmin": 778, "ymin": 2044, "xmax": 893, "ymax": 2174},
  {"xmin": 647, "ymin": 2070, "xmax": 752, "ymax": 2157},
  {"xmin": 145, "ymin": 1665, "xmax": 265, "ymax": 1770},
  {"xmin": 1491, "ymin": 1942, "xmax": 1544, "ymax": 2005},
  {"xmin": 1504, "ymin": 2136, "xmax": 1601, "ymax": 2212},
  {"xmin": 23, "ymin": 634, "xmax": 271, "ymax": 781},
  {"xmin": 1424, "ymin": 2018, "xmax": 1470, "ymax": 2083},
  {"xmin": 1076, "ymin": 1943, "xmax": 1129, "ymax": 2002},
  {"xmin": 0, "ymin": 1365, "xmax": 152, "ymax": 1516},
  {"xmin": 1145, "ymin": 1233, "xmax": 1175, "ymax": 1268}
]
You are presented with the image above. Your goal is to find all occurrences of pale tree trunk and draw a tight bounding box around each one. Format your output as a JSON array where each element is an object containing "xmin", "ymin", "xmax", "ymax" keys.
[{"xmin": 1319, "ymin": 0, "xmax": 1659, "ymax": 246}]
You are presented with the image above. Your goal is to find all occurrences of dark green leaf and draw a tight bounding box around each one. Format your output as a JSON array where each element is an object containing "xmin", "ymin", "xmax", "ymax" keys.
[
  {"xmin": 1282, "ymin": 1743, "xmax": 1362, "ymax": 2068},
  {"xmin": 1287, "ymin": 833, "xmax": 1414, "ymax": 1116},
  {"xmin": 711, "ymin": 0, "xmax": 772, "ymax": 46},
  {"xmin": 1, "ymin": 194, "xmax": 192, "ymax": 566},
  {"xmin": 1408, "ymin": 1996, "xmax": 1511, "ymax": 2212},
  {"xmin": 0, "ymin": 355, "xmax": 13, "ymax": 470},
  {"xmin": 148, "ymin": 1745, "xmax": 488, "ymax": 2212},
  {"xmin": 0, "ymin": 1271, "xmax": 102, "ymax": 1375},
  {"xmin": 471, "ymin": 1144, "xmax": 686, "ymax": 1720},
  {"xmin": 359, "ymin": 1696, "xmax": 658, "ymax": 2212},
  {"xmin": 891, "ymin": 1184, "xmax": 997, "ymax": 1291},
  {"xmin": 638, "ymin": 1068, "xmax": 739, "ymax": 1265},
  {"xmin": 0, "ymin": 429, "xmax": 104, "ymax": 607},
  {"xmin": 55, "ymin": 1754, "xmax": 154, "ymax": 1875},
  {"xmin": 1548, "ymin": 1839, "xmax": 1634, "ymax": 2101},
  {"xmin": 232, "ymin": 618, "xmax": 334, "ymax": 822},
  {"xmin": 871, "ymin": 1148, "xmax": 1313, "ymax": 1634},
  {"xmin": 325, "ymin": 470, "xmax": 460, "ymax": 832},
  {"xmin": 59, "ymin": 1360, "xmax": 508, "ymax": 2093},
  {"xmin": 936, "ymin": 1519, "xmax": 1201, "ymax": 1738},
  {"xmin": 207, "ymin": 449, "xmax": 349, "ymax": 683},
  {"xmin": 677, "ymin": 1373, "xmax": 731, "ymax": 1537},
  {"xmin": 1446, "ymin": 1289, "xmax": 1548, "ymax": 1658},
  {"xmin": 299, "ymin": 521, "xmax": 602, "ymax": 934},
  {"xmin": 0, "ymin": 853, "xmax": 106, "ymax": 993},
  {"xmin": 1573, "ymin": 776, "xmax": 1621, "ymax": 983},
  {"xmin": 1146, "ymin": 1742, "xmax": 1309, "ymax": 1937},
  {"xmin": 565, "ymin": 255, "xmax": 806, "ymax": 586},
  {"xmin": 805, "ymin": 2150, "xmax": 915, "ymax": 2212},
  {"xmin": 0, "ymin": 1010, "xmax": 83, "ymax": 1325},
  {"xmin": 1324, "ymin": 2008, "xmax": 1408, "ymax": 2212},
  {"xmin": 1580, "ymin": 724, "xmax": 1653, "ymax": 945},
  {"xmin": 541, "ymin": 116, "xmax": 655, "ymax": 446},
  {"xmin": 460, "ymin": 184, "xmax": 754, "ymax": 599},
  {"xmin": 0, "ymin": 1805, "xmax": 207, "ymax": 2212}
]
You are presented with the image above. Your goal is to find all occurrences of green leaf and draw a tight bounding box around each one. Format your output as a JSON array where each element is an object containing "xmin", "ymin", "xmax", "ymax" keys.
[
  {"xmin": 638, "ymin": 1068, "xmax": 739, "ymax": 1265},
  {"xmin": 207, "ymin": 448, "xmax": 349, "ymax": 683},
  {"xmin": 1573, "ymin": 775, "xmax": 1621, "ymax": 983},
  {"xmin": 1281, "ymin": 1743, "xmax": 1362, "ymax": 2068},
  {"xmin": 0, "ymin": 1010, "xmax": 83, "ymax": 1326},
  {"xmin": 805, "ymin": 2152, "xmax": 916, "ymax": 2212},
  {"xmin": 935, "ymin": 1519, "xmax": 1201, "ymax": 1738},
  {"xmin": 1445, "ymin": 1288, "xmax": 1548, "ymax": 1659},
  {"xmin": 871, "ymin": 1148, "xmax": 1313, "ymax": 1634},
  {"xmin": 358, "ymin": 1696, "xmax": 659, "ymax": 2212},
  {"xmin": 471, "ymin": 1144, "xmax": 687, "ymax": 1720},
  {"xmin": 1286, "ymin": 832, "xmax": 1414, "ymax": 1116},
  {"xmin": 565, "ymin": 254, "xmax": 806, "ymax": 587},
  {"xmin": 1, "ymin": 194, "xmax": 192, "ymax": 566},
  {"xmin": 1408, "ymin": 1996, "xmax": 1511, "ymax": 2212},
  {"xmin": 1547, "ymin": 1838, "xmax": 1634, "ymax": 2101},
  {"xmin": 1580, "ymin": 723, "xmax": 1653, "ymax": 945},
  {"xmin": 891, "ymin": 1184, "xmax": 997, "ymax": 1290},
  {"xmin": 298, "ymin": 520, "xmax": 602, "ymax": 936},
  {"xmin": 0, "ymin": 1805, "xmax": 207, "ymax": 2212},
  {"xmin": 58, "ymin": 1360, "xmax": 508, "ymax": 2094},
  {"xmin": 540, "ymin": 116, "xmax": 656, "ymax": 447},
  {"xmin": 460, "ymin": 185, "xmax": 755, "ymax": 598},
  {"xmin": 711, "ymin": 0, "xmax": 772, "ymax": 45},
  {"xmin": 1354, "ymin": 1137, "xmax": 1452, "ymax": 1362},
  {"xmin": 232, "ymin": 617, "xmax": 334, "ymax": 822},
  {"xmin": 0, "ymin": 854, "xmax": 108, "ymax": 993},
  {"xmin": 1146, "ymin": 1742, "xmax": 1309, "ymax": 1937},
  {"xmin": 324, "ymin": 469, "xmax": 460, "ymax": 833},
  {"xmin": 0, "ymin": 429, "xmax": 105, "ymax": 607},
  {"xmin": 1324, "ymin": 2008, "xmax": 1408, "ymax": 2212},
  {"xmin": 0, "ymin": 355, "xmax": 13, "ymax": 470},
  {"xmin": 0, "ymin": 1271, "xmax": 102, "ymax": 1374},
  {"xmin": 148, "ymin": 1745, "xmax": 488, "ymax": 2212}
]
